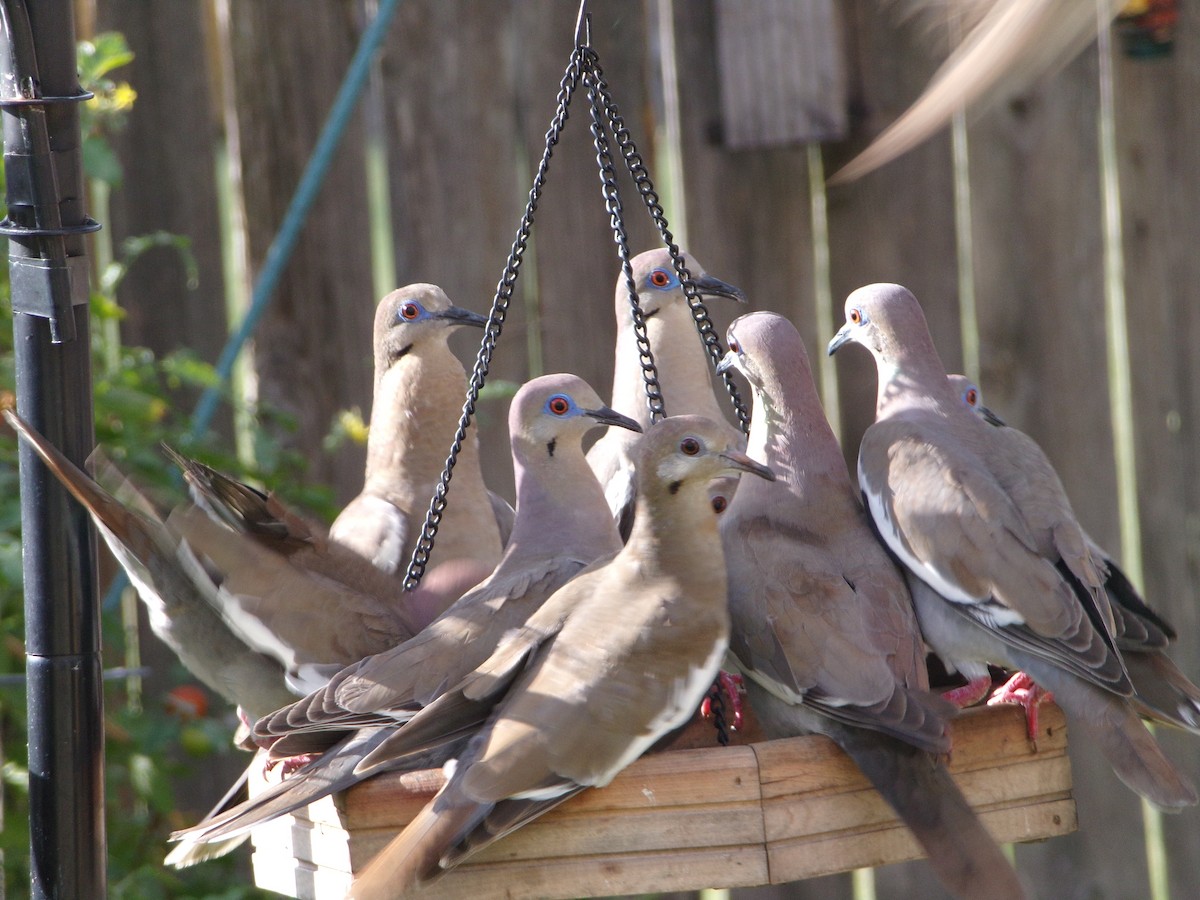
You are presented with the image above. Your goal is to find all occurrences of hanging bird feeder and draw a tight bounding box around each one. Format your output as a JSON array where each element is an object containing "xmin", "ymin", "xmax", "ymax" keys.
[
  {"xmin": 250, "ymin": 705, "xmax": 1073, "ymax": 899},
  {"xmin": 249, "ymin": 8, "xmax": 1076, "ymax": 897}
]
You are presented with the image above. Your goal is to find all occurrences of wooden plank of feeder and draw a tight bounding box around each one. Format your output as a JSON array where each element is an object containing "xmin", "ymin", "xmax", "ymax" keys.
[
  {"xmin": 714, "ymin": 0, "xmax": 848, "ymax": 148},
  {"xmin": 250, "ymin": 704, "xmax": 1074, "ymax": 899},
  {"xmin": 759, "ymin": 703, "xmax": 1074, "ymax": 883}
]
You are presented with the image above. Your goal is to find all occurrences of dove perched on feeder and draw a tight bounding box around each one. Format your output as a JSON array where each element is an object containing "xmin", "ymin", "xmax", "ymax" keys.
[
  {"xmin": 166, "ymin": 374, "xmax": 640, "ymax": 855},
  {"xmin": 327, "ymin": 283, "xmax": 504, "ymax": 583},
  {"xmin": 716, "ymin": 313, "xmax": 1025, "ymax": 900},
  {"xmin": 949, "ymin": 374, "xmax": 1200, "ymax": 733},
  {"xmin": 151, "ymin": 285, "xmax": 510, "ymax": 692},
  {"xmin": 586, "ymin": 249, "xmax": 746, "ymax": 535},
  {"xmin": 345, "ymin": 416, "xmax": 774, "ymax": 898},
  {"xmin": 828, "ymin": 282, "xmax": 1197, "ymax": 810},
  {"xmin": 2, "ymin": 408, "xmax": 297, "ymax": 720}
]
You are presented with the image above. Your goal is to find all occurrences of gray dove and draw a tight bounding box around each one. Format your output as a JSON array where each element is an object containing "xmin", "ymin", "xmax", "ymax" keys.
[
  {"xmin": 829, "ymin": 282, "xmax": 1196, "ymax": 810},
  {"xmin": 718, "ymin": 312, "xmax": 1025, "ymax": 900}
]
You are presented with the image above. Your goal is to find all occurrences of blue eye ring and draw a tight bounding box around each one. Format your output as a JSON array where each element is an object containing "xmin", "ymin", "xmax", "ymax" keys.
[
  {"xmin": 647, "ymin": 268, "xmax": 674, "ymax": 290},
  {"xmin": 398, "ymin": 300, "xmax": 424, "ymax": 321},
  {"xmin": 546, "ymin": 394, "xmax": 573, "ymax": 416}
]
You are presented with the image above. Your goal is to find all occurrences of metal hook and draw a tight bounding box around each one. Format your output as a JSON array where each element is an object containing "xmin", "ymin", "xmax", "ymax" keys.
[{"xmin": 574, "ymin": 0, "xmax": 591, "ymax": 48}]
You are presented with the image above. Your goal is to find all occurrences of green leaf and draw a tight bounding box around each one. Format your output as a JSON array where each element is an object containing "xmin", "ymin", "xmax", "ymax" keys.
[{"xmin": 83, "ymin": 135, "xmax": 124, "ymax": 186}]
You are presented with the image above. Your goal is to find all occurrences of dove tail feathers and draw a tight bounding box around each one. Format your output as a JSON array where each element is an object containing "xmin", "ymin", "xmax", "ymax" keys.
[
  {"xmin": 1070, "ymin": 686, "xmax": 1198, "ymax": 811},
  {"xmin": 835, "ymin": 727, "xmax": 1027, "ymax": 900},
  {"xmin": 347, "ymin": 782, "xmax": 486, "ymax": 900},
  {"xmin": 1126, "ymin": 652, "xmax": 1200, "ymax": 735},
  {"xmin": 4, "ymin": 408, "xmax": 128, "ymax": 531}
]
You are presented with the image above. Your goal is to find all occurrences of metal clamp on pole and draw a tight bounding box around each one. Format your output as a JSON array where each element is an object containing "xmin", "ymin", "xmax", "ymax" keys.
[
  {"xmin": 1, "ymin": 1, "xmax": 106, "ymax": 897},
  {"xmin": 0, "ymin": 0, "xmax": 98, "ymax": 344}
]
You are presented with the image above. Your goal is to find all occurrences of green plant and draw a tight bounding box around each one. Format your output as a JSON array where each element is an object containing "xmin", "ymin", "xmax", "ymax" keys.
[{"xmin": 0, "ymin": 33, "xmax": 333, "ymax": 900}]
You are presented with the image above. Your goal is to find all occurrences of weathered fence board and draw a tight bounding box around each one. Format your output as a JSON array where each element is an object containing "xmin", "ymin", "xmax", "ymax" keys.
[
  {"xmin": 1114, "ymin": 5, "xmax": 1200, "ymax": 893},
  {"xmin": 225, "ymin": 0, "xmax": 377, "ymax": 504},
  {"xmin": 714, "ymin": 0, "xmax": 846, "ymax": 149},
  {"xmin": 967, "ymin": 44, "xmax": 1159, "ymax": 900}
]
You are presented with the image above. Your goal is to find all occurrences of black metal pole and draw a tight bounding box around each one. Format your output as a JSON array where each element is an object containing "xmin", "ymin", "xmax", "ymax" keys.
[{"xmin": 0, "ymin": 1, "xmax": 106, "ymax": 897}]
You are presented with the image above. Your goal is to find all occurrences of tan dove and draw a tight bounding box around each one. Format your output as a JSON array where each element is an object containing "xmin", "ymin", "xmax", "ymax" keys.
[
  {"xmin": 345, "ymin": 416, "xmax": 774, "ymax": 898},
  {"xmin": 586, "ymin": 248, "xmax": 746, "ymax": 534},
  {"xmin": 166, "ymin": 374, "xmax": 640, "ymax": 855}
]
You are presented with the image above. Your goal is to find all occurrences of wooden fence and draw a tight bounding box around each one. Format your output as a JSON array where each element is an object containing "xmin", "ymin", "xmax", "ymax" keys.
[{"xmin": 90, "ymin": 1, "xmax": 1200, "ymax": 897}]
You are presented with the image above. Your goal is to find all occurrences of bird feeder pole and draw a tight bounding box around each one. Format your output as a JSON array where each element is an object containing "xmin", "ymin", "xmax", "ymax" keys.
[{"xmin": 1, "ymin": 0, "xmax": 106, "ymax": 896}]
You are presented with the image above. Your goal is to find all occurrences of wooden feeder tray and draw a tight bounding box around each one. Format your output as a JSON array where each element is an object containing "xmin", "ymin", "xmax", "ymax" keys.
[{"xmin": 250, "ymin": 703, "xmax": 1074, "ymax": 899}]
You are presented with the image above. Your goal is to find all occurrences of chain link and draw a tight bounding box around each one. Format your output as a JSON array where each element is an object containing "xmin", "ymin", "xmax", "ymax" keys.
[
  {"xmin": 403, "ymin": 47, "xmax": 586, "ymax": 590},
  {"xmin": 405, "ymin": 23, "xmax": 749, "ymax": 589},
  {"xmin": 584, "ymin": 51, "xmax": 666, "ymax": 424},
  {"xmin": 588, "ymin": 58, "xmax": 750, "ymax": 434}
]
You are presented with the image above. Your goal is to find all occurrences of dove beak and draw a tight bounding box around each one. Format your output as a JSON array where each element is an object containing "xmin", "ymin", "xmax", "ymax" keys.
[
  {"xmin": 718, "ymin": 449, "xmax": 774, "ymax": 482},
  {"xmin": 584, "ymin": 405, "xmax": 642, "ymax": 433}
]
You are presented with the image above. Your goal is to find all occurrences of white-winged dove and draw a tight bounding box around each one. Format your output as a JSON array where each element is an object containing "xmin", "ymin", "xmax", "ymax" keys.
[
  {"xmin": 586, "ymin": 249, "xmax": 746, "ymax": 534},
  {"xmin": 156, "ymin": 285, "xmax": 512, "ymax": 692},
  {"xmin": 3, "ymin": 408, "xmax": 296, "ymax": 720},
  {"xmin": 718, "ymin": 312, "xmax": 1025, "ymax": 900},
  {"xmin": 166, "ymin": 374, "xmax": 640, "ymax": 855},
  {"xmin": 950, "ymin": 374, "xmax": 1200, "ymax": 733},
  {"xmin": 345, "ymin": 416, "xmax": 774, "ymax": 898},
  {"xmin": 829, "ymin": 282, "xmax": 1197, "ymax": 810},
  {"xmin": 328, "ymin": 284, "xmax": 504, "ymax": 584}
]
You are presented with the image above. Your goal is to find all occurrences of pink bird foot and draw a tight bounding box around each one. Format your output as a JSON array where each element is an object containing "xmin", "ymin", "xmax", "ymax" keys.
[
  {"xmin": 701, "ymin": 671, "xmax": 745, "ymax": 731},
  {"xmin": 987, "ymin": 671, "xmax": 1054, "ymax": 749},
  {"xmin": 941, "ymin": 675, "xmax": 992, "ymax": 709},
  {"xmin": 263, "ymin": 753, "xmax": 319, "ymax": 779}
]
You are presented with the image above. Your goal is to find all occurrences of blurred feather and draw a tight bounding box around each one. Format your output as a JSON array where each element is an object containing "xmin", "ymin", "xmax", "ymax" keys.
[{"xmin": 832, "ymin": 0, "xmax": 1125, "ymax": 184}]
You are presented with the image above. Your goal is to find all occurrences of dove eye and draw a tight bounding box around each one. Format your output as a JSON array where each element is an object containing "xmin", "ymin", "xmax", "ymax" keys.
[
  {"xmin": 649, "ymin": 268, "xmax": 672, "ymax": 288},
  {"xmin": 680, "ymin": 437, "xmax": 701, "ymax": 456},
  {"xmin": 400, "ymin": 302, "xmax": 421, "ymax": 320},
  {"xmin": 548, "ymin": 396, "xmax": 571, "ymax": 416},
  {"xmin": 711, "ymin": 495, "xmax": 728, "ymax": 514},
  {"xmin": 965, "ymin": 388, "xmax": 978, "ymax": 407},
  {"xmin": 728, "ymin": 338, "xmax": 741, "ymax": 354},
  {"xmin": 849, "ymin": 308, "xmax": 862, "ymax": 325}
]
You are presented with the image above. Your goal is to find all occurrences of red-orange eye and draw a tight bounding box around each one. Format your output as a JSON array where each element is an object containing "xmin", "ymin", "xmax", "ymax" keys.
[
  {"xmin": 965, "ymin": 388, "xmax": 978, "ymax": 407},
  {"xmin": 849, "ymin": 308, "xmax": 862, "ymax": 324},
  {"xmin": 401, "ymin": 302, "xmax": 421, "ymax": 320},
  {"xmin": 728, "ymin": 338, "xmax": 740, "ymax": 354},
  {"xmin": 680, "ymin": 437, "xmax": 701, "ymax": 456},
  {"xmin": 649, "ymin": 268, "xmax": 672, "ymax": 288},
  {"xmin": 548, "ymin": 396, "xmax": 570, "ymax": 415},
  {"xmin": 711, "ymin": 495, "xmax": 728, "ymax": 514}
]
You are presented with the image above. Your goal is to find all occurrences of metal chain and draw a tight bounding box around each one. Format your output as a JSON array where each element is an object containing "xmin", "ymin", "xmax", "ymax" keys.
[
  {"xmin": 707, "ymin": 680, "xmax": 731, "ymax": 747},
  {"xmin": 583, "ymin": 50, "xmax": 666, "ymax": 424},
  {"xmin": 406, "ymin": 18, "xmax": 749, "ymax": 589},
  {"xmin": 403, "ymin": 46, "xmax": 586, "ymax": 590},
  {"xmin": 589, "ymin": 61, "xmax": 751, "ymax": 434}
]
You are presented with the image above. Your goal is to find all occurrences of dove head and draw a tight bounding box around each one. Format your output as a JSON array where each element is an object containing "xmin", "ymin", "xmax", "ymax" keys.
[
  {"xmin": 619, "ymin": 248, "xmax": 745, "ymax": 322},
  {"xmin": 947, "ymin": 374, "xmax": 1007, "ymax": 427},
  {"xmin": 718, "ymin": 311, "xmax": 816, "ymax": 394},
  {"xmin": 633, "ymin": 415, "xmax": 774, "ymax": 511},
  {"xmin": 827, "ymin": 283, "xmax": 952, "ymax": 412},
  {"xmin": 511, "ymin": 373, "xmax": 641, "ymax": 453},
  {"xmin": 374, "ymin": 284, "xmax": 487, "ymax": 371}
]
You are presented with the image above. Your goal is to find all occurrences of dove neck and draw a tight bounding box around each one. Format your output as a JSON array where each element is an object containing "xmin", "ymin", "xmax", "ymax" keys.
[
  {"xmin": 508, "ymin": 438, "xmax": 621, "ymax": 556},
  {"xmin": 612, "ymin": 304, "xmax": 723, "ymax": 425},
  {"xmin": 626, "ymin": 481, "xmax": 723, "ymax": 577},
  {"xmin": 744, "ymin": 376, "xmax": 848, "ymax": 500},
  {"xmin": 873, "ymin": 332, "xmax": 956, "ymax": 419},
  {"xmin": 363, "ymin": 346, "xmax": 468, "ymax": 502}
]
